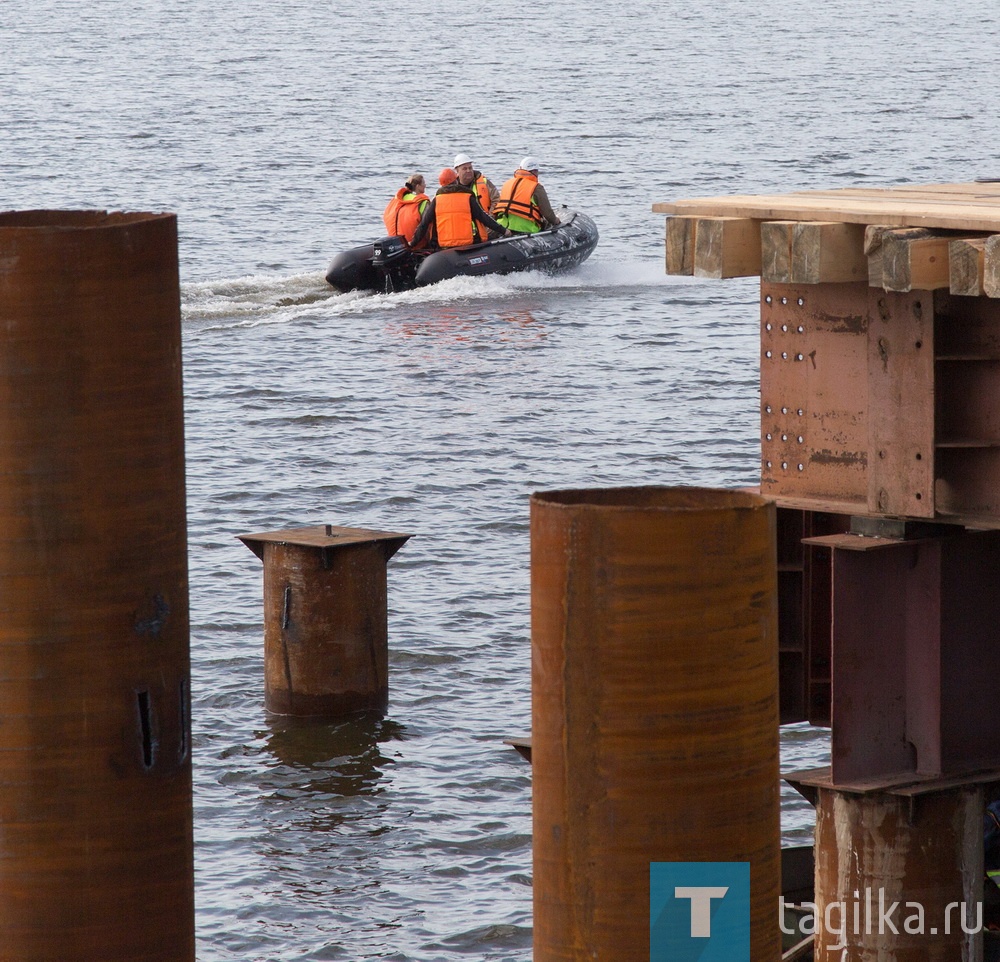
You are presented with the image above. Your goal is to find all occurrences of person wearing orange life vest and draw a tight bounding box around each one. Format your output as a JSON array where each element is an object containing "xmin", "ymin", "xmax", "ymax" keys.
[
  {"xmin": 409, "ymin": 168, "xmax": 510, "ymax": 250},
  {"xmin": 453, "ymin": 153, "xmax": 500, "ymax": 213},
  {"xmin": 382, "ymin": 173, "xmax": 430, "ymax": 244},
  {"xmin": 494, "ymin": 157, "xmax": 561, "ymax": 234}
]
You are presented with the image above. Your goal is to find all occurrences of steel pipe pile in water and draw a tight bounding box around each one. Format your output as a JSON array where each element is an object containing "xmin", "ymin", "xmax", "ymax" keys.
[
  {"xmin": 530, "ymin": 486, "xmax": 780, "ymax": 962},
  {"xmin": 238, "ymin": 526, "xmax": 411, "ymax": 717},
  {"xmin": 0, "ymin": 211, "xmax": 193, "ymax": 961}
]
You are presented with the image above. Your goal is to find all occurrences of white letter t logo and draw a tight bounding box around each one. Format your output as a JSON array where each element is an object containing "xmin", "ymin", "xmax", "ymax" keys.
[{"xmin": 674, "ymin": 886, "xmax": 729, "ymax": 937}]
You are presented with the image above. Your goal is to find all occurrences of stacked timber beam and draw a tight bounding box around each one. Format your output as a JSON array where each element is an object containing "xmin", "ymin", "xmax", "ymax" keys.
[{"xmin": 655, "ymin": 182, "xmax": 1000, "ymax": 295}]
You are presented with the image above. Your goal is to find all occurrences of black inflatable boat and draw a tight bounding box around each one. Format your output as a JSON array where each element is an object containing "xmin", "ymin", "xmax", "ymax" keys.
[{"xmin": 325, "ymin": 210, "xmax": 598, "ymax": 294}]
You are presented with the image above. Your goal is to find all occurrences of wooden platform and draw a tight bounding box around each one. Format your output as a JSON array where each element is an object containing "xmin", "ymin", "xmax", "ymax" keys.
[
  {"xmin": 654, "ymin": 181, "xmax": 1000, "ymax": 295},
  {"xmin": 654, "ymin": 181, "xmax": 1000, "ymax": 231}
]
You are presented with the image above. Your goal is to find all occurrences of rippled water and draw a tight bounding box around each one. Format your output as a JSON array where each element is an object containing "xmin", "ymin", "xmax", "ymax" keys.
[{"xmin": 7, "ymin": 1, "xmax": 1000, "ymax": 958}]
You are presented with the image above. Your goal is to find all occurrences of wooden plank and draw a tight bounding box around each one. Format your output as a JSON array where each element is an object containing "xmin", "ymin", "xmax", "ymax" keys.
[
  {"xmin": 664, "ymin": 215, "xmax": 696, "ymax": 275},
  {"xmin": 791, "ymin": 221, "xmax": 866, "ymax": 284},
  {"xmin": 809, "ymin": 182, "xmax": 1000, "ymax": 195},
  {"xmin": 653, "ymin": 182, "xmax": 1000, "ymax": 220},
  {"xmin": 801, "ymin": 185, "xmax": 1000, "ymax": 204},
  {"xmin": 760, "ymin": 221, "xmax": 795, "ymax": 283},
  {"xmin": 949, "ymin": 237, "xmax": 987, "ymax": 296},
  {"xmin": 880, "ymin": 228, "xmax": 950, "ymax": 292},
  {"xmin": 653, "ymin": 184, "xmax": 1000, "ymax": 233},
  {"xmin": 693, "ymin": 216, "xmax": 760, "ymax": 278},
  {"xmin": 657, "ymin": 190, "xmax": 1000, "ymax": 216},
  {"xmin": 984, "ymin": 234, "xmax": 1000, "ymax": 298}
]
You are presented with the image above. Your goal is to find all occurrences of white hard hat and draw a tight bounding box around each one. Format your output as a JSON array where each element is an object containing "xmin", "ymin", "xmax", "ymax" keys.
[
  {"xmin": 520, "ymin": 156, "xmax": 539, "ymax": 171},
  {"xmin": 453, "ymin": 153, "xmax": 472, "ymax": 167}
]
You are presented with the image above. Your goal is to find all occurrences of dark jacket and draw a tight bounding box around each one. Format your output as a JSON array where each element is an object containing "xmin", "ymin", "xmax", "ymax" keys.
[{"xmin": 409, "ymin": 184, "xmax": 507, "ymax": 249}]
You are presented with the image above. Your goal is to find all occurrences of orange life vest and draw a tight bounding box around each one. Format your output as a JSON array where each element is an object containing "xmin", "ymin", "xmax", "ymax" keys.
[
  {"xmin": 473, "ymin": 174, "xmax": 492, "ymax": 213},
  {"xmin": 434, "ymin": 191, "xmax": 479, "ymax": 248},
  {"xmin": 382, "ymin": 187, "xmax": 429, "ymax": 242},
  {"xmin": 494, "ymin": 170, "xmax": 544, "ymax": 228}
]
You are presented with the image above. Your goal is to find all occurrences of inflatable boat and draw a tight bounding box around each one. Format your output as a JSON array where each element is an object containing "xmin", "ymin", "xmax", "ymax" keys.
[{"xmin": 325, "ymin": 210, "xmax": 598, "ymax": 294}]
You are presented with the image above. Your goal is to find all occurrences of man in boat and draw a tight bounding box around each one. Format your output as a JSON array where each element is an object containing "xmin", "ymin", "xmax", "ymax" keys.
[
  {"xmin": 453, "ymin": 153, "xmax": 499, "ymax": 212},
  {"xmin": 494, "ymin": 157, "xmax": 561, "ymax": 234},
  {"xmin": 408, "ymin": 168, "xmax": 510, "ymax": 250},
  {"xmin": 382, "ymin": 173, "xmax": 430, "ymax": 245}
]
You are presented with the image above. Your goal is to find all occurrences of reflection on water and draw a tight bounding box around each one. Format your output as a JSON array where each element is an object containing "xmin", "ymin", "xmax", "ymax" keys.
[
  {"xmin": 386, "ymin": 302, "xmax": 547, "ymax": 343},
  {"xmin": 261, "ymin": 712, "xmax": 408, "ymax": 803}
]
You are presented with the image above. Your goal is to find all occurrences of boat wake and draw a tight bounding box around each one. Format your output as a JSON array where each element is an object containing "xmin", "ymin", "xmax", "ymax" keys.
[
  {"xmin": 181, "ymin": 271, "xmax": 344, "ymax": 328},
  {"xmin": 181, "ymin": 258, "xmax": 692, "ymax": 330}
]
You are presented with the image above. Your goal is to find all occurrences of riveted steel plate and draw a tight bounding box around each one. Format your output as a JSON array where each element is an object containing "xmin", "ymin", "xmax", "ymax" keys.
[{"xmin": 760, "ymin": 283, "xmax": 869, "ymax": 506}]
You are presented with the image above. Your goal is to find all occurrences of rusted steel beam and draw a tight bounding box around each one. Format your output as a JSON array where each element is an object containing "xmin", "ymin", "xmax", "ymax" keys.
[
  {"xmin": 0, "ymin": 211, "xmax": 193, "ymax": 960},
  {"xmin": 238, "ymin": 526, "xmax": 410, "ymax": 716},
  {"xmin": 758, "ymin": 283, "xmax": 1000, "ymax": 525},
  {"xmin": 760, "ymin": 282, "xmax": 870, "ymax": 510},
  {"xmin": 775, "ymin": 507, "xmax": 850, "ymax": 727},
  {"xmin": 866, "ymin": 289, "xmax": 935, "ymax": 517},
  {"xmin": 810, "ymin": 528, "xmax": 1000, "ymax": 782},
  {"xmin": 531, "ymin": 487, "xmax": 780, "ymax": 962}
]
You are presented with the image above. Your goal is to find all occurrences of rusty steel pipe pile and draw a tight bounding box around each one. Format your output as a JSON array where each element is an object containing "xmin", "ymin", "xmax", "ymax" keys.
[
  {"xmin": 0, "ymin": 211, "xmax": 194, "ymax": 960},
  {"xmin": 813, "ymin": 786, "xmax": 983, "ymax": 962},
  {"xmin": 530, "ymin": 487, "xmax": 781, "ymax": 962},
  {"xmin": 238, "ymin": 526, "xmax": 411, "ymax": 717}
]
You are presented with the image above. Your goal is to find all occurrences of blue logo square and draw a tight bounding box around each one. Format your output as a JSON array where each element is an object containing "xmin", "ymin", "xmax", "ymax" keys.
[{"xmin": 650, "ymin": 861, "xmax": 750, "ymax": 962}]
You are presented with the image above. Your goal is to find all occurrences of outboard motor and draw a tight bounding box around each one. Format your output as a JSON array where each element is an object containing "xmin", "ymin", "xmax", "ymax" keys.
[{"xmin": 371, "ymin": 235, "xmax": 414, "ymax": 293}]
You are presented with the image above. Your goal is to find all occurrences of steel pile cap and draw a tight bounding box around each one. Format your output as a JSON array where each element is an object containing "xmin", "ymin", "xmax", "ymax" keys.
[{"xmin": 238, "ymin": 525, "xmax": 411, "ymax": 559}]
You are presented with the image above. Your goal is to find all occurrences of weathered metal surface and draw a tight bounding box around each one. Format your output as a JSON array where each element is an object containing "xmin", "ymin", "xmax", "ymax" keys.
[
  {"xmin": 530, "ymin": 487, "xmax": 780, "ymax": 962},
  {"xmin": 814, "ymin": 785, "xmax": 983, "ymax": 961},
  {"xmin": 761, "ymin": 282, "xmax": 870, "ymax": 508},
  {"xmin": 238, "ymin": 526, "xmax": 410, "ymax": 716},
  {"xmin": 828, "ymin": 528, "xmax": 1000, "ymax": 782},
  {"xmin": 830, "ymin": 539, "xmax": 926, "ymax": 781},
  {"xmin": 761, "ymin": 280, "xmax": 1000, "ymax": 526},
  {"xmin": 503, "ymin": 737, "xmax": 532, "ymax": 762},
  {"xmin": 239, "ymin": 525, "xmax": 410, "ymax": 557},
  {"xmin": 786, "ymin": 763, "xmax": 1000, "ymax": 797},
  {"xmin": 934, "ymin": 290, "xmax": 1000, "ymax": 518},
  {"xmin": 776, "ymin": 508, "xmax": 850, "ymax": 727},
  {"xmin": 867, "ymin": 289, "xmax": 936, "ymax": 516},
  {"xmin": 848, "ymin": 517, "xmax": 956, "ymax": 540},
  {"xmin": 0, "ymin": 211, "xmax": 193, "ymax": 959}
]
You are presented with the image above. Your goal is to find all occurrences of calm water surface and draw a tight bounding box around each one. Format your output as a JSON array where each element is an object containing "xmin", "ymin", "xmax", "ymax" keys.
[{"xmin": 6, "ymin": 1, "xmax": 1000, "ymax": 958}]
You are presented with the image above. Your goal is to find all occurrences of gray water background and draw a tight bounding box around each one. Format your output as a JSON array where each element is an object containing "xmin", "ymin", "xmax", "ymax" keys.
[{"xmin": 5, "ymin": 1, "xmax": 1000, "ymax": 959}]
